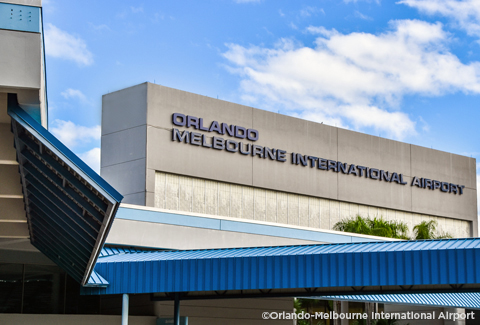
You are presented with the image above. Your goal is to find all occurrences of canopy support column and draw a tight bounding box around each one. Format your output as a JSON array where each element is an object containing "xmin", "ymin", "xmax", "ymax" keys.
[
  {"xmin": 122, "ymin": 293, "xmax": 129, "ymax": 325},
  {"xmin": 174, "ymin": 293, "xmax": 181, "ymax": 325}
]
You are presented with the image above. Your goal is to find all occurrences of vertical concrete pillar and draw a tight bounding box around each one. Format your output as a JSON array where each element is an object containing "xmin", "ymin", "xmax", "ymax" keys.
[
  {"xmin": 444, "ymin": 308, "xmax": 466, "ymax": 325},
  {"xmin": 122, "ymin": 294, "xmax": 129, "ymax": 325},
  {"xmin": 341, "ymin": 301, "xmax": 349, "ymax": 325},
  {"xmin": 173, "ymin": 293, "xmax": 180, "ymax": 325}
]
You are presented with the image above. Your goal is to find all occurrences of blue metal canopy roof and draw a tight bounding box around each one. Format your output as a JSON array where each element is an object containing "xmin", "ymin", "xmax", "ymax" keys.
[
  {"xmin": 8, "ymin": 102, "xmax": 123, "ymax": 286},
  {"xmin": 83, "ymin": 238, "xmax": 480, "ymax": 299}
]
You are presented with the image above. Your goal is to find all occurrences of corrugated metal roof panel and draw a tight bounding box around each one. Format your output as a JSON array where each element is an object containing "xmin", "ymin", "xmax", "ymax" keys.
[
  {"xmin": 83, "ymin": 238, "xmax": 480, "ymax": 296},
  {"xmin": 8, "ymin": 103, "xmax": 123, "ymax": 286},
  {"xmin": 321, "ymin": 293, "xmax": 480, "ymax": 309}
]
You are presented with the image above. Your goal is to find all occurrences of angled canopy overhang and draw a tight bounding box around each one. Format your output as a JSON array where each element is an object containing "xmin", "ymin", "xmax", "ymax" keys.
[
  {"xmin": 8, "ymin": 101, "xmax": 123, "ymax": 286},
  {"xmin": 83, "ymin": 238, "xmax": 480, "ymax": 299}
]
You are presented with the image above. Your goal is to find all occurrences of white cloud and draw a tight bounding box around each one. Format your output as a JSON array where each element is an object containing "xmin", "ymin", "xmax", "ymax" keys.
[
  {"xmin": 61, "ymin": 88, "xmax": 87, "ymax": 102},
  {"xmin": 223, "ymin": 19, "xmax": 480, "ymax": 140},
  {"xmin": 44, "ymin": 23, "xmax": 93, "ymax": 66},
  {"xmin": 79, "ymin": 148, "xmax": 101, "ymax": 174},
  {"xmin": 354, "ymin": 10, "xmax": 373, "ymax": 20},
  {"xmin": 399, "ymin": 0, "xmax": 480, "ymax": 37},
  {"xmin": 300, "ymin": 6, "xmax": 325, "ymax": 17},
  {"xmin": 50, "ymin": 120, "xmax": 100, "ymax": 149},
  {"xmin": 131, "ymin": 6, "xmax": 144, "ymax": 13}
]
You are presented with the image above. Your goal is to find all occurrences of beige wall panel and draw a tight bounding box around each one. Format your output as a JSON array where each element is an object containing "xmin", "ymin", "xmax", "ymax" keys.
[
  {"xmin": 358, "ymin": 205, "xmax": 369, "ymax": 218},
  {"xmin": 251, "ymin": 109, "xmax": 338, "ymax": 199},
  {"xmin": 445, "ymin": 218, "xmax": 455, "ymax": 237},
  {"xmin": 253, "ymin": 109, "xmax": 338, "ymax": 159},
  {"xmin": 0, "ymin": 124, "xmax": 16, "ymax": 161},
  {"xmin": 410, "ymin": 144, "xmax": 476, "ymax": 189},
  {"xmin": 0, "ymin": 165, "xmax": 22, "ymax": 195},
  {"xmin": 153, "ymin": 171, "xmax": 472, "ymax": 235},
  {"xmin": 287, "ymin": 193, "xmax": 299, "ymax": 225},
  {"xmin": 337, "ymin": 128, "xmax": 411, "ymax": 175},
  {"xmin": 102, "ymin": 83, "xmax": 147, "ymax": 135},
  {"xmin": 368, "ymin": 206, "xmax": 379, "ymax": 218},
  {"xmin": 298, "ymin": 196, "xmax": 309, "ymax": 227},
  {"xmin": 147, "ymin": 127, "xmax": 254, "ymax": 186},
  {"xmin": 230, "ymin": 184, "xmax": 242, "ymax": 218},
  {"xmin": 218, "ymin": 182, "xmax": 230, "ymax": 217},
  {"xmin": 0, "ymin": 314, "xmax": 156, "ymax": 325},
  {"xmin": 436, "ymin": 216, "xmax": 446, "ymax": 234},
  {"xmin": 386, "ymin": 209, "xmax": 396, "ymax": 222},
  {"xmin": 0, "ymin": 30, "xmax": 41, "ymax": 89},
  {"xmin": 165, "ymin": 174, "xmax": 179, "ymax": 211},
  {"xmin": 320, "ymin": 199, "xmax": 330, "ymax": 229},
  {"xmin": 349, "ymin": 203, "xmax": 359, "ymax": 218},
  {"xmin": 252, "ymin": 158, "xmax": 338, "ymax": 200},
  {"xmin": 205, "ymin": 180, "xmax": 218, "ymax": 215},
  {"xmin": 101, "ymin": 125, "xmax": 146, "ymax": 168},
  {"xmin": 266, "ymin": 190, "xmax": 277, "ymax": 223},
  {"xmin": 309, "ymin": 197, "xmax": 320, "ymax": 229},
  {"xmin": 154, "ymin": 298, "xmax": 293, "ymax": 325},
  {"xmin": 337, "ymin": 173, "xmax": 412, "ymax": 213},
  {"xmin": 277, "ymin": 192, "xmax": 288, "ymax": 224},
  {"xmin": 146, "ymin": 83, "xmax": 254, "ymax": 132},
  {"xmin": 330, "ymin": 201, "xmax": 340, "ymax": 229},
  {"xmin": 340, "ymin": 202, "xmax": 350, "ymax": 220},
  {"xmin": 178, "ymin": 176, "xmax": 193, "ymax": 212},
  {"xmin": 146, "ymin": 169, "xmax": 156, "ymax": 194},
  {"xmin": 242, "ymin": 186, "xmax": 254, "ymax": 219},
  {"xmin": 0, "ymin": 93, "xmax": 7, "ymax": 123},
  {"xmin": 411, "ymin": 186, "xmax": 476, "ymax": 221},
  {"xmin": 404, "ymin": 212, "xmax": 414, "ymax": 238},
  {"xmin": 0, "ymin": 198, "xmax": 25, "ymax": 221},
  {"xmin": 378, "ymin": 208, "xmax": 387, "ymax": 219},
  {"xmin": 0, "ymin": 222, "xmax": 28, "ymax": 237},
  {"xmin": 145, "ymin": 191, "xmax": 155, "ymax": 207},
  {"xmin": 101, "ymin": 158, "xmax": 146, "ymax": 197},
  {"xmin": 192, "ymin": 178, "xmax": 206, "ymax": 214},
  {"xmin": 254, "ymin": 188, "xmax": 266, "ymax": 221}
]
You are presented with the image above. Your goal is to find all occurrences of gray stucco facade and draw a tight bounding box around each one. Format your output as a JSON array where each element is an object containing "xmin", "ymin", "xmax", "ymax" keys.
[{"xmin": 101, "ymin": 82, "xmax": 477, "ymax": 237}]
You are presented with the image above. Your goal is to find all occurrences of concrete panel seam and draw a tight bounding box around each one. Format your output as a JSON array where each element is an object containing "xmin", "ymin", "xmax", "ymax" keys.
[
  {"xmin": 101, "ymin": 123, "xmax": 147, "ymax": 137},
  {"xmin": 101, "ymin": 157, "xmax": 146, "ymax": 168}
]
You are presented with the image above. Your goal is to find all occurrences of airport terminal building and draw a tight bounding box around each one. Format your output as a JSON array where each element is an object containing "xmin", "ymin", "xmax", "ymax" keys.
[{"xmin": 1, "ymin": 1, "xmax": 479, "ymax": 325}]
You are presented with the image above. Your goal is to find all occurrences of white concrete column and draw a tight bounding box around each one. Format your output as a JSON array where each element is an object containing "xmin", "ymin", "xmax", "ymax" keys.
[
  {"xmin": 341, "ymin": 301, "xmax": 349, "ymax": 325},
  {"xmin": 122, "ymin": 294, "xmax": 129, "ymax": 325}
]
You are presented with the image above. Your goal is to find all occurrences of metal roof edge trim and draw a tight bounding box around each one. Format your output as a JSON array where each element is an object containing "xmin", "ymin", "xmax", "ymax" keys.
[{"xmin": 82, "ymin": 202, "xmax": 120, "ymax": 286}]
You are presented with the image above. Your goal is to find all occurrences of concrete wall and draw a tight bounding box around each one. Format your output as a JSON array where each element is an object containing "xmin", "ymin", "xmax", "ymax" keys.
[
  {"xmin": 0, "ymin": 314, "xmax": 157, "ymax": 325},
  {"xmin": 0, "ymin": 30, "xmax": 41, "ymax": 89},
  {"xmin": 1, "ymin": 0, "xmax": 42, "ymax": 6},
  {"xmin": 0, "ymin": 92, "xmax": 28, "ymax": 239},
  {"xmin": 101, "ymin": 83, "xmax": 147, "ymax": 205},
  {"xmin": 101, "ymin": 82, "xmax": 477, "ymax": 236},
  {"xmin": 153, "ymin": 171, "xmax": 471, "ymax": 238},
  {"xmin": 154, "ymin": 298, "xmax": 293, "ymax": 325}
]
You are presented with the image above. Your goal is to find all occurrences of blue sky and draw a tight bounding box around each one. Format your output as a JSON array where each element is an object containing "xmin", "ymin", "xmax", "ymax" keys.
[{"xmin": 41, "ymin": 0, "xmax": 479, "ymax": 218}]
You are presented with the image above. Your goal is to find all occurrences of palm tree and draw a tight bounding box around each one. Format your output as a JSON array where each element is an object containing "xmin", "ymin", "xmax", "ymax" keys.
[
  {"xmin": 333, "ymin": 215, "xmax": 409, "ymax": 240},
  {"xmin": 413, "ymin": 220, "xmax": 452, "ymax": 239}
]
